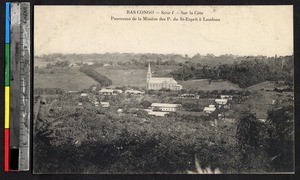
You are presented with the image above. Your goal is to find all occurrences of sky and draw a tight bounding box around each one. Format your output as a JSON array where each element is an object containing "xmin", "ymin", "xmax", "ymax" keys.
[{"xmin": 34, "ymin": 6, "xmax": 293, "ymax": 57}]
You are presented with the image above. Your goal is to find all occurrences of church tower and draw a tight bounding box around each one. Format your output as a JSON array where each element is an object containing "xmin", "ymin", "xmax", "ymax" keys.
[{"xmin": 147, "ymin": 63, "xmax": 152, "ymax": 82}]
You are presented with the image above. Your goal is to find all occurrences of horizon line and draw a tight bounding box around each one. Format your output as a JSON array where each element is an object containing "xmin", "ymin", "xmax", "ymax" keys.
[{"xmin": 35, "ymin": 52, "xmax": 294, "ymax": 58}]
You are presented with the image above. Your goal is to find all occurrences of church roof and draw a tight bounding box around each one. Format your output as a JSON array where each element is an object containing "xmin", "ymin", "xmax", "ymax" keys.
[{"xmin": 148, "ymin": 77, "xmax": 177, "ymax": 84}]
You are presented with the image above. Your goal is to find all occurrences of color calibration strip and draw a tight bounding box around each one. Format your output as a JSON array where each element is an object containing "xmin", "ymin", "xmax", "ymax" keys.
[
  {"xmin": 4, "ymin": 2, "xmax": 11, "ymax": 172},
  {"xmin": 4, "ymin": 2, "xmax": 31, "ymax": 171}
]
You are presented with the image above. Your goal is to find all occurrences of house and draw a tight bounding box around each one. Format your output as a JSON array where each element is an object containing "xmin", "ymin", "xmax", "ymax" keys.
[
  {"xmin": 80, "ymin": 93, "xmax": 88, "ymax": 97},
  {"xmin": 220, "ymin": 95, "xmax": 232, "ymax": 100},
  {"xmin": 215, "ymin": 99, "xmax": 228, "ymax": 105},
  {"xmin": 83, "ymin": 62, "xmax": 94, "ymax": 65},
  {"xmin": 150, "ymin": 103, "xmax": 181, "ymax": 112},
  {"xmin": 203, "ymin": 104, "xmax": 216, "ymax": 114},
  {"xmin": 148, "ymin": 111, "xmax": 169, "ymax": 117},
  {"xmin": 68, "ymin": 90, "xmax": 78, "ymax": 93},
  {"xmin": 257, "ymin": 115, "xmax": 267, "ymax": 123},
  {"xmin": 125, "ymin": 89, "xmax": 145, "ymax": 95},
  {"xmin": 99, "ymin": 88, "xmax": 123, "ymax": 95},
  {"xmin": 144, "ymin": 109, "xmax": 169, "ymax": 117},
  {"xmin": 78, "ymin": 102, "xmax": 83, "ymax": 106},
  {"xmin": 69, "ymin": 63, "xmax": 78, "ymax": 67},
  {"xmin": 103, "ymin": 63, "xmax": 111, "ymax": 67},
  {"xmin": 179, "ymin": 94, "xmax": 200, "ymax": 99},
  {"xmin": 100, "ymin": 102, "xmax": 110, "ymax": 108},
  {"xmin": 258, "ymin": 118, "xmax": 267, "ymax": 123},
  {"xmin": 94, "ymin": 101, "xmax": 99, "ymax": 107}
]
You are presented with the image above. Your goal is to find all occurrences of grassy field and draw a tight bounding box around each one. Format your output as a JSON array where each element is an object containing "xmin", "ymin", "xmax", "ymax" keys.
[
  {"xmin": 95, "ymin": 66, "xmax": 241, "ymax": 91},
  {"xmin": 178, "ymin": 79, "xmax": 241, "ymax": 91},
  {"xmin": 34, "ymin": 57, "xmax": 51, "ymax": 67},
  {"xmin": 34, "ymin": 67, "xmax": 98, "ymax": 91},
  {"xmin": 94, "ymin": 65, "xmax": 178, "ymax": 88},
  {"xmin": 95, "ymin": 66, "xmax": 146, "ymax": 87},
  {"xmin": 247, "ymin": 81, "xmax": 277, "ymax": 91},
  {"xmin": 244, "ymin": 91, "xmax": 293, "ymax": 118},
  {"xmin": 35, "ymin": 65, "xmax": 242, "ymax": 91}
]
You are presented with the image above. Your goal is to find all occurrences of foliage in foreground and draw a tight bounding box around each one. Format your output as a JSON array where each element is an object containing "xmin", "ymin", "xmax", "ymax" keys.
[
  {"xmin": 33, "ymin": 101, "xmax": 294, "ymax": 173},
  {"xmin": 34, "ymin": 106, "xmax": 238, "ymax": 173}
]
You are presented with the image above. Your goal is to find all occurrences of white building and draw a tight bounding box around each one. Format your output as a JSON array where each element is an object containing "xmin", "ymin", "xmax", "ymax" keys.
[
  {"xmin": 125, "ymin": 89, "xmax": 145, "ymax": 95},
  {"xmin": 83, "ymin": 62, "xmax": 94, "ymax": 65},
  {"xmin": 149, "ymin": 111, "xmax": 170, "ymax": 117},
  {"xmin": 215, "ymin": 99, "xmax": 228, "ymax": 105},
  {"xmin": 103, "ymin": 63, "xmax": 111, "ymax": 67},
  {"xmin": 100, "ymin": 102, "xmax": 110, "ymax": 108},
  {"xmin": 69, "ymin": 63, "xmax": 78, "ymax": 67},
  {"xmin": 99, "ymin": 88, "xmax": 123, "ymax": 95},
  {"xmin": 150, "ymin": 103, "xmax": 181, "ymax": 112},
  {"xmin": 179, "ymin": 94, "xmax": 200, "ymax": 99},
  {"xmin": 220, "ymin": 95, "xmax": 233, "ymax": 100},
  {"xmin": 203, "ymin": 104, "xmax": 216, "ymax": 114},
  {"xmin": 80, "ymin": 93, "xmax": 88, "ymax": 97},
  {"xmin": 144, "ymin": 109, "xmax": 169, "ymax": 117},
  {"xmin": 69, "ymin": 90, "xmax": 78, "ymax": 93}
]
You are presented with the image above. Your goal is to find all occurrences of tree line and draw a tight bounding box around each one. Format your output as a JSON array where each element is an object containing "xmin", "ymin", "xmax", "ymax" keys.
[
  {"xmin": 170, "ymin": 56, "xmax": 293, "ymax": 88},
  {"xmin": 79, "ymin": 67, "xmax": 112, "ymax": 87}
]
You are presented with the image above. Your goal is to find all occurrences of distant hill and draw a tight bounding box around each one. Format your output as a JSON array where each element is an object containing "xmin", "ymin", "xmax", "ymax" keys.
[{"xmin": 34, "ymin": 53, "xmax": 280, "ymax": 67}]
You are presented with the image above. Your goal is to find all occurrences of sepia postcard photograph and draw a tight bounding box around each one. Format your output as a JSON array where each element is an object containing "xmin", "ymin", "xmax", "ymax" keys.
[{"xmin": 33, "ymin": 5, "xmax": 294, "ymax": 174}]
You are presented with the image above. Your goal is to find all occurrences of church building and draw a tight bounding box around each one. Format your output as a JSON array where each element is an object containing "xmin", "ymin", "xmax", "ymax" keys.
[{"xmin": 146, "ymin": 63, "xmax": 182, "ymax": 90}]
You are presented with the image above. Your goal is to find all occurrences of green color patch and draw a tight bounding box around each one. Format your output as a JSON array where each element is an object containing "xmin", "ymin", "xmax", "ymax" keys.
[{"xmin": 5, "ymin": 43, "xmax": 10, "ymax": 86}]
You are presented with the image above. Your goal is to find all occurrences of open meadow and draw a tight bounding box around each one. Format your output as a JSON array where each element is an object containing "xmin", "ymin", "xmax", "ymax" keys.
[
  {"xmin": 35, "ymin": 65, "xmax": 242, "ymax": 92},
  {"xmin": 178, "ymin": 79, "xmax": 241, "ymax": 91},
  {"xmin": 34, "ymin": 67, "xmax": 98, "ymax": 91}
]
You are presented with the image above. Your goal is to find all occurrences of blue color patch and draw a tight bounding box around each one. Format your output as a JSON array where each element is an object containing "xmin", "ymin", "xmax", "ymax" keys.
[{"xmin": 5, "ymin": 3, "xmax": 10, "ymax": 43}]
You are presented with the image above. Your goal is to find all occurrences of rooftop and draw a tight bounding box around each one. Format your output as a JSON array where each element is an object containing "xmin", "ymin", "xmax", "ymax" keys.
[
  {"xmin": 151, "ymin": 103, "xmax": 181, "ymax": 108},
  {"xmin": 148, "ymin": 77, "xmax": 177, "ymax": 84},
  {"xmin": 204, "ymin": 107, "xmax": 216, "ymax": 111}
]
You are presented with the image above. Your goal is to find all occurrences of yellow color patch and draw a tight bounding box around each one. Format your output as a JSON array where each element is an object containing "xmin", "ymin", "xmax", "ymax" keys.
[{"xmin": 5, "ymin": 86, "xmax": 10, "ymax": 128}]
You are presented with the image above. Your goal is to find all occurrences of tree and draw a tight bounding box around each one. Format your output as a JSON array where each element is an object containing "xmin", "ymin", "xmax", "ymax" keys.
[
  {"xmin": 235, "ymin": 111, "xmax": 270, "ymax": 171},
  {"xmin": 265, "ymin": 103, "xmax": 294, "ymax": 172},
  {"xmin": 140, "ymin": 100, "xmax": 151, "ymax": 109},
  {"xmin": 182, "ymin": 102, "xmax": 198, "ymax": 111},
  {"xmin": 236, "ymin": 111, "xmax": 261, "ymax": 150}
]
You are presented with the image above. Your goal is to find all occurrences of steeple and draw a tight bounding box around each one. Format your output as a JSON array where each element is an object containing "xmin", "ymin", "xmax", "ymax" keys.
[{"xmin": 147, "ymin": 63, "xmax": 152, "ymax": 82}]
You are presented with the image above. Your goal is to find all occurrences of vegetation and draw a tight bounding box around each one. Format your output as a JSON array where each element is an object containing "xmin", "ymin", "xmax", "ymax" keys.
[
  {"xmin": 171, "ymin": 56, "xmax": 293, "ymax": 88},
  {"xmin": 233, "ymin": 102, "xmax": 294, "ymax": 173},
  {"xmin": 33, "ymin": 53, "xmax": 294, "ymax": 173},
  {"xmin": 265, "ymin": 103, "xmax": 294, "ymax": 172},
  {"xmin": 80, "ymin": 66, "xmax": 112, "ymax": 87},
  {"xmin": 33, "ymin": 86, "xmax": 294, "ymax": 174}
]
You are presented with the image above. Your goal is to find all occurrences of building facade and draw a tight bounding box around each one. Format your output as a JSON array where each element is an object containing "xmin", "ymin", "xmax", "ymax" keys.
[
  {"xmin": 150, "ymin": 103, "xmax": 181, "ymax": 112},
  {"xmin": 99, "ymin": 88, "xmax": 123, "ymax": 95},
  {"xmin": 203, "ymin": 104, "xmax": 216, "ymax": 114},
  {"xmin": 146, "ymin": 63, "xmax": 182, "ymax": 90}
]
